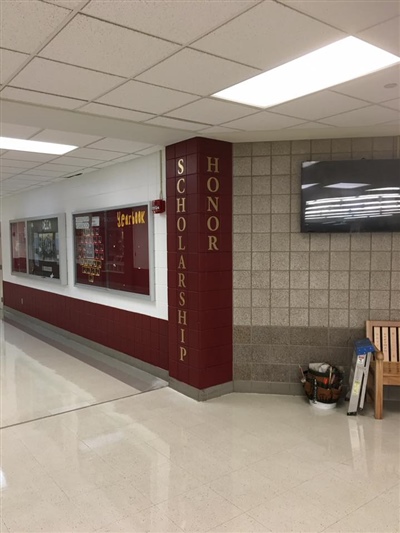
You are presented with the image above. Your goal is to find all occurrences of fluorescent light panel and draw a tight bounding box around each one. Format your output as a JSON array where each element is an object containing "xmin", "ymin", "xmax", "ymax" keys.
[
  {"xmin": 212, "ymin": 37, "xmax": 400, "ymax": 108},
  {"xmin": 0, "ymin": 137, "xmax": 77, "ymax": 155}
]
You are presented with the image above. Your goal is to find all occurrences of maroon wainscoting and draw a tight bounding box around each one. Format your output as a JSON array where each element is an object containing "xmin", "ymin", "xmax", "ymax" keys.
[
  {"xmin": 166, "ymin": 137, "xmax": 233, "ymax": 390},
  {"xmin": 3, "ymin": 282, "xmax": 169, "ymax": 370}
]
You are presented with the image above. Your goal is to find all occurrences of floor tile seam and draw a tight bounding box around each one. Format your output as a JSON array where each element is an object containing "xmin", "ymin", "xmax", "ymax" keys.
[{"xmin": 0, "ymin": 388, "xmax": 155, "ymax": 430}]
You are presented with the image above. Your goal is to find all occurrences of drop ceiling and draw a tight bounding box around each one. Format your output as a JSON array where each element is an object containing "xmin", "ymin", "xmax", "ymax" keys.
[{"xmin": 0, "ymin": 0, "xmax": 399, "ymax": 198}]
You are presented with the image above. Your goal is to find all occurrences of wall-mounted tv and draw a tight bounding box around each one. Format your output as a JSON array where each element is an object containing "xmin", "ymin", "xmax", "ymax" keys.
[{"xmin": 301, "ymin": 159, "xmax": 400, "ymax": 233}]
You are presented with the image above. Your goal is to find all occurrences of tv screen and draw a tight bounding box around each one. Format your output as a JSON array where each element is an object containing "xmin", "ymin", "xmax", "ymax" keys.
[{"xmin": 301, "ymin": 159, "xmax": 400, "ymax": 233}]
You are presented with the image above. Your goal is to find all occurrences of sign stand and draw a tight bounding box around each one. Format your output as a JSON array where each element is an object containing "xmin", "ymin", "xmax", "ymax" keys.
[{"xmin": 347, "ymin": 339, "xmax": 375, "ymax": 416}]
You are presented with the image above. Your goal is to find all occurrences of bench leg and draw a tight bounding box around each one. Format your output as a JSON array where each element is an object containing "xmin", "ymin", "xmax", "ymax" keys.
[{"xmin": 374, "ymin": 353, "xmax": 384, "ymax": 420}]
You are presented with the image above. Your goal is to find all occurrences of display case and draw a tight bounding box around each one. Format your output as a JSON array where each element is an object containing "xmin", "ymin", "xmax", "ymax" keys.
[
  {"xmin": 11, "ymin": 220, "xmax": 27, "ymax": 273},
  {"xmin": 73, "ymin": 203, "xmax": 154, "ymax": 298},
  {"xmin": 10, "ymin": 214, "xmax": 67, "ymax": 284}
]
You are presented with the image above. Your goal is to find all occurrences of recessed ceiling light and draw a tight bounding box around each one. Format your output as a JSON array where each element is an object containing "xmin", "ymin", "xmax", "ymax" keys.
[
  {"xmin": 0, "ymin": 136, "xmax": 78, "ymax": 155},
  {"xmin": 212, "ymin": 37, "xmax": 400, "ymax": 108},
  {"xmin": 384, "ymin": 83, "xmax": 398, "ymax": 89}
]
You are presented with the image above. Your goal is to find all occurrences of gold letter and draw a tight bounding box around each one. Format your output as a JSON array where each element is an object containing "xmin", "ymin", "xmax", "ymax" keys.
[
  {"xmin": 139, "ymin": 211, "xmax": 145, "ymax": 224},
  {"xmin": 207, "ymin": 156, "xmax": 219, "ymax": 173},
  {"xmin": 128, "ymin": 214, "xmax": 132, "ymax": 225},
  {"xmin": 178, "ymin": 309, "xmax": 187, "ymax": 326},
  {"xmin": 178, "ymin": 273, "xmax": 186, "ymax": 288},
  {"xmin": 207, "ymin": 176, "xmax": 220, "ymax": 193},
  {"xmin": 180, "ymin": 346, "xmax": 187, "ymax": 361},
  {"xmin": 180, "ymin": 328, "xmax": 186, "ymax": 343},
  {"xmin": 176, "ymin": 197, "xmax": 186, "ymax": 213},
  {"xmin": 207, "ymin": 196, "xmax": 219, "ymax": 212},
  {"xmin": 177, "ymin": 217, "xmax": 186, "ymax": 232},
  {"xmin": 207, "ymin": 216, "xmax": 220, "ymax": 232},
  {"xmin": 121, "ymin": 214, "xmax": 125, "ymax": 227},
  {"xmin": 178, "ymin": 255, "xmax": 186, "ymax": 269},
  {"xmin": 177, "ymin": 158, "xmax": 185, "ymax": 175},
  {"xmin": 117, "ymin": 212, "xmax": 121, "ymax": 228},
  {"xmin": 208, "ymin": 235, "xmax": 219, "ymax": 251},
  {"xmin": 178, "ymin": 235, "xmax": 186, "ymax": 251},
  {"xmin": 179, "ymin": 291, "xmax": 186, "ymax": 306},
  {"xmin": 176, "ymin": 177, "xmax": 186, "ymax": 193}
]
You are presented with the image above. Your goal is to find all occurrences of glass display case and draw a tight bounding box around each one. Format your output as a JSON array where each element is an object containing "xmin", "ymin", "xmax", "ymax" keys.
[
  {"xmin": 10, "ymin": 214, "xmax": 67, "ymax": 284},
  {"xmin": 73, "ymin": 203, "xmax": 153, "ymax": 297},
  {"xmin": 11, "ymin": 221, "xmax": 27, "ymax": 273}
]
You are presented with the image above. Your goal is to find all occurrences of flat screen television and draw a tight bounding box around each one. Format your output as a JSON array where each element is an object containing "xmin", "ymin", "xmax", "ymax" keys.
[{"xmin": 301, "ymin": 159, "xmax": 400, "ymax": 233}]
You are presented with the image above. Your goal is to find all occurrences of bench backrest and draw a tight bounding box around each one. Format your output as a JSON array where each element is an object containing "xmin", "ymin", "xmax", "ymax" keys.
[{"xmin": 366, "ymin": 320, "xmax": 400, "ymax": 363}]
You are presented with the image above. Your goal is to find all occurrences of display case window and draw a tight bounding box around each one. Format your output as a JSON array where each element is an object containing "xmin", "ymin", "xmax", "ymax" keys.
[
  {"xmin": 11, "ymin": 221, "xmax": 27, "ymax": 273},
  {"xmin": 27, "ymin": 217, "xmax": 60, "ymax": 279},
  {"xmin": 74, "ymin": 204, "xmax": 152, "ymax": 296},
  {"xmin": 10, "ymin": 214, "xmax": 67, "ymax": 284}
]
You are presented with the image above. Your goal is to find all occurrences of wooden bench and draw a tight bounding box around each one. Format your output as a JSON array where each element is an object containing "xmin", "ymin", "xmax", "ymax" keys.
[{"xmin": 366, "ymin": 320, "xmax": 400, "ymax": 419}]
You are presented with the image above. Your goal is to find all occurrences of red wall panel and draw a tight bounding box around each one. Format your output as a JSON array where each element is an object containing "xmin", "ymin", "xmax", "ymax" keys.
[{"xmin": 3, "ymin": 281, "xmax": 168, "ymax": 371}]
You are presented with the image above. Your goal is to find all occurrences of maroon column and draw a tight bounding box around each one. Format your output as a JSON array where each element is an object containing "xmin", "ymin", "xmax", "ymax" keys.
[{"xmin": 166, "ymin": 137, "xmax": 233, "ymax": 390}]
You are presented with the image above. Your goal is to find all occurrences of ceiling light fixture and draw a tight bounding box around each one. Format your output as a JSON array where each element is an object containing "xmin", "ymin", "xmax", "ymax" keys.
[
  {"xmin": 212, "ymin": 37, "xmax": 400, "ymax": 108},
  {"xmin": 0, "ymin": 137, "xmax": 78, "ymax": 155}
]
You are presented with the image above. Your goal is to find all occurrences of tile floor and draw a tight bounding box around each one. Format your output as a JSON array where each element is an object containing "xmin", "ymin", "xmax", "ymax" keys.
[{"xmin": 1, "ymin": 319, "xmax": 399, "ymax": 532}]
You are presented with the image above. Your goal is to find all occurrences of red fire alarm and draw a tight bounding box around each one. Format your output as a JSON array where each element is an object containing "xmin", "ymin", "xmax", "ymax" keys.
[{"xmin": 152, "ymin": 199, "xmax": 166, "ymax": 214}]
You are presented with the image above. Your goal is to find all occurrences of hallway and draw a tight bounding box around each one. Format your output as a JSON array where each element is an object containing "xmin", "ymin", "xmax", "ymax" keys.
[{"xmin": 0, "ymin": 319, "xmax": 399, "ymax": 533}]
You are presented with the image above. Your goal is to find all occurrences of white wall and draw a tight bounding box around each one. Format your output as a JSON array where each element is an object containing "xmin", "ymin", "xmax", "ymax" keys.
[{"xmin": 2, "ymin": 151, "xmax": 168, "ymax": 320}]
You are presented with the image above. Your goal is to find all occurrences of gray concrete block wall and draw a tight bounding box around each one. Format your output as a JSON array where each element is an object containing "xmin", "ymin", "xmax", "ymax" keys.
[{"xmin": 233, "ymin": 136, "xmax": 400, "ymax": 393}]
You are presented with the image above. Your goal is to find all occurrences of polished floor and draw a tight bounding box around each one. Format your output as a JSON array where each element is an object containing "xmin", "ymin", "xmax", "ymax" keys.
[{"xmin": 1, "ymin": 319, "xmax": 399, "ymax": 532}]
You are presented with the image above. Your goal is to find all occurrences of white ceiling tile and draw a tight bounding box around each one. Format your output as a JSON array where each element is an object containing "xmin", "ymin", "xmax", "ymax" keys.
[
  {"xmin": 11, "ymin": 58, "xmax": 123, "ymax": 100},
  {"xmin": 135, "ymin": 146, "xmax": 162, "ymax": 156},
  {"xmin": 3, "ymin": 175, "xmax": 42, "ymax": 184},
  {"xmin": 45, "ymin": 1, "xmax": 85, "ymax": 8},
  {"xmin": 1, "ymin": 1, "xmax": 70, "ymax": 54},
  {"xmin": 359, "ymin": 17, "xmax": 400, "ymax": 56},
  {"xmin": 287, "ymin": 121, "xmax": 338, "ymax": 130},
  {"xmin": 0, "ymin": 173, "xmax": 15, "ymax": 181},
  {"xmin": 0, "ymin": 123, "xmax": 41, "ymax": 139},
  {"xmin": 0, "ymin": 166, "xmax": 25, "ymax": 175},
  {"xmin": 269, "ymin": 91, "xmax": 369, "ymax": 121},
  {"xmin": 0, "ymin": 158, "xmax": 41, "ymax": 169},
  {"xmin": 222, "ymin": 112, "xmax": 305, "ymax": 130},
  {"xmin": 31, "ymin": 129, "xmax": 102, "ymax": 146},
  {"xmin": 82, "ymin": 1, "xmax": 258, "ymax": 44},
  {"xmin": 145, "ymin": 117, "xmax": 208, "ymax": 132},
  {"xmin": 98, "ymin": 80, "xmax": 199, "ymax": 114},
  {"xmin": 36, "ymin": 163, "xmax": 87, "ymax": 173},
  {"xmin": 1, "ymin": 179, "xmax": 39, "ymax": 189},
  {"xmin": 192, "ymin": 1, "xmax": 344, "ymax": 71},
  {"xmin": 322, "ymin": 105, "xmax": 399, "ymax": 127},
  {"xmin": 332, "ymin": 65, "xmax": 400, "ymax": 103},
  {"xmin": 0, "ymin": 151, "xmax": 57, "ymax": 162},
  {"xmin": 0, "ymin": 49, "xmax": 29, "ymax": 84},
  {"xmin": 0, "ymin": 87, "xmax": 85, "ymax": 110},
  {"xmin": 93, "ymin": 155, "xmax": 141, "ymax": 168},
  {"xmin": 200, "ymin": 126, "xmax": 243, "ymax": 134},
  {"xmin": 280, "ymin": 0, "xmax": 400, "ymax": 34},
  {"xmin": 40, "ymin": 14, "xmax": 179, "ymax": 77},
  {"xmin": 136, "ymin": 49, "xmax": 260, "ymax": 96},
  {"xmin": 78, "ymin": 103, "xmax": 154, "ymax": 122},
  {"xmin": 23, "ymin": 169, "xmax": 67, "ymax": 178},
  {"xmin": 53, "ymin": 155, "xmax": 109, "ymax": 166},
  {"xmin": 166, "ymin": 98, "xmax": 258, "ymax": 125},
  {"xmin": 66, "ymin": 147, "xmax": 124, "ymax": 160},
  {"xmin": 382, "ymin": 98, "xmax": 400, "ymax": 111},
  {"xmin": 87, "ymin": 138, "xmax": 151, "ymax": 153}
]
